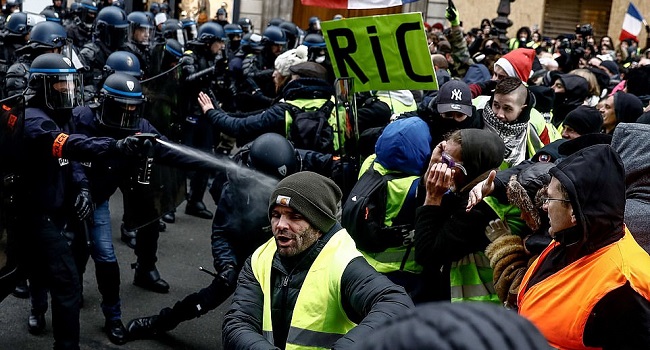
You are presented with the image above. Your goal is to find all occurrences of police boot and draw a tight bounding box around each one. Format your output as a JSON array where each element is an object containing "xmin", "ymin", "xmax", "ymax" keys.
[
  {"xmin": 132, "ymin": 264, "xmax": 169, "ymax": 294},
  {"xmin": 12, "ymin": 279, "xmax": 29, "ymax": 299},
  {"xmin": 185, "ymin": 200, "xmax": 213, "ymax": 219},
  {"xmin": 126, "ymin": 315, "xmax": 160, "ymax": 339},
  {"xmin": 27, "ymin": 310, "xmax": 46, "ymax": 335},
  {"xmin": 158, "ymin": 220, "xmax": 166, "ymax": 232},
  {"xmin": 105, "ymin": 319, "xmax": 127, "ymax": 345},
  {"xmin": 120, "ymin": 223, "xmax": 137, "ymax": 249},
  {"xmin": 161, "ymin": 211, "xmax": 175, "ymax": 224}
]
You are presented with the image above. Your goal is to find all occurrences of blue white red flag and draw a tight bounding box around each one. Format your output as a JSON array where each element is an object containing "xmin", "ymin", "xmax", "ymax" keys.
[
  {"xmin": 619, "ymin": 2, "xmax": 646, "ymax": 41},
  {"xmin": 301, "ymin": 0, "xmax": 418, "ymax": 10}
]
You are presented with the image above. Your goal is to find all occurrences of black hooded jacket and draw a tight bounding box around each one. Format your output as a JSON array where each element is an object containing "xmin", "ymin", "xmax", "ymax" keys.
[
  {"xmin": 523, "ymin": 144, "xmax": 650, "ymax": 349},
  {"xmin": 551, "ymin": 74, "xmax": 588, "ymax": 127}
]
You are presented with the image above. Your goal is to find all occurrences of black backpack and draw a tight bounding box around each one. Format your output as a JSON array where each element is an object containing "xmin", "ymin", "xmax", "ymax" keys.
[
  {"xmin": 342, "ymin": 166, "xmax": 412, "ymax": 253},
  {"xmin": 286, "ymin": 100, "xmax": 335, "ymax": 154}
]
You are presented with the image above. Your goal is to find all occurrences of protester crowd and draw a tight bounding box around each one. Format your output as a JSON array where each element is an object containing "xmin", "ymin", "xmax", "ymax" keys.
[{"xmin": 0, "ymin": 0, "xmax": 649, "ymax": 349}]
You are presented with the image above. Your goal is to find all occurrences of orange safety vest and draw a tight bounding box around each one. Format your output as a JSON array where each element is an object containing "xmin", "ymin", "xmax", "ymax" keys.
[{"xmin": 518, "ymin": 229, "xmax": 650, "ymax": 350}]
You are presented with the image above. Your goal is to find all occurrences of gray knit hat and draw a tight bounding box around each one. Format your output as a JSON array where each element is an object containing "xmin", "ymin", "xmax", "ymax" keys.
[{"xmin": 268, "ymin": 171, "xmax": 342, "ymax": 233}]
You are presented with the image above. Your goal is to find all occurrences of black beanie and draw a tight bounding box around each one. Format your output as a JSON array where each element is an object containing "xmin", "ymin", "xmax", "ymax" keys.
[
  {"xmin": 459, "ymin": 129, "xmax": 505, "ymax": 182},
  {"xmin": 614, "ymin": 92, "xmax": 644, "ymax": 123},
  {"xmin": 268, "ymin": 171, "xmax": 342, "ymax": 233},
  {"xmin": 562, "ymin": 105, "xmax": 603, "ymax": 135},
  {"xmin": 528, "ymin": 85, "xmax": 555, "ymax": 113}
]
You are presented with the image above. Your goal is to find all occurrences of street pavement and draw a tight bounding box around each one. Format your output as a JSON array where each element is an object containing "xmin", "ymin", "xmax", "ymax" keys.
[{"xmin": 0, "ymin": 190, "xmax": 228, "ymax": 349}]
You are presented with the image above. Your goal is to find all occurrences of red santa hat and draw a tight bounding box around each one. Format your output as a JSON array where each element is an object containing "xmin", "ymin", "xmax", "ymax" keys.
[{"xmin": 495, "ymin": 48, "xmax": 536, "ymax": 82}]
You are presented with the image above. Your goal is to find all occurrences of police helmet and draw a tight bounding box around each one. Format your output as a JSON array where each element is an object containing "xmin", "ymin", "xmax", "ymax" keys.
[
  {"xmin": 224, "ymin": 23, "xmax": 242, "ymax": 36},
  {"xmin": 160, "ymin": 3, "xmax": 169, "ymax": 13},
  {"xmin": 127, "ymin": 11, "xmax": 154, "ymax": 47},
  {"xmin": 162, "ymin": 18, "xmax": 185, "ymax": 44},
  {"xmin": 279, "ymin": 21, "xmax": 300, "ymax": 49},
  {"xmin": 149, "ymin": 1, "xmax": 160, "ymax": 14},
  {"xmin": 28, "ymin": 21, "xmax": 67, "ymax": 49},
  {"xmin": 216, "ymin": 8, "xmax": 226, "ymax": 18},
  {"xmin": 249, "ymin": 133, "xmax": 299, "ymax": 179},
  {"xmin": 94, "ymin": 6, "xmax": 129, "ymax": 50},
  {"xmin": 28, "ymin": 53, "xmax": 83, "ymax": 110},
  {"xmin": 163, "ymin": 38, "xmax": 184, "ymax": 59},
  {"xmin": 181, "ymin": 18, "xmax": 198, "ymax": 41},
  {"xmin": 39, "ymin": 8, "xmax": 61, "ymax": 22},
  {"xmin": 308, "ymin": 16, "xmax": 321, "ymax": 32},
  {"xmin": 263, "ymin": 25, "xmax": 286, "ymax": 45},
  {"xmin": 104, "ymin": 51, "xmax": 142, "ymax": 78},
  {"xmin": 267, "ymin": 17, "xmax": 283, "ymax": 27},
  {"xmin": 237, "ymin": 17, "xmax": 252, "ymax": 33},
  {"xmin": 68, "ymin": 2, "xmax": 81, "ymax": 16},
  {"xmin": 4, "ymin": 12, "xmax": 41, "ymax": 36},
  {"xmin": 224, "ymin": 23, "xmax": 242, "ymax": 50},
  {"xmin": 98, "ymin": 72, "xmax": 145, "ymax": 130},
  {"xmin": 197, "ymin": 21, "xmax": 226, "ymax": 44},
  {"xmin": 3, "ymin": 0, "xmax": 22, "ymax": 14},
  {"xmin": 79, "ymin": 0, "xmax": 98, "ymax": 25},
  {"xmin": 303, "ymin": 33, "xmax": 325, "ymax": 48}
]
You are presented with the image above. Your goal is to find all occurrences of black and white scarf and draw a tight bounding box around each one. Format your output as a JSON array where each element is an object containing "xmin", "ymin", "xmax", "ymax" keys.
[{"xmin": 482, "ymin": 104, "xmax": 528, "ymax": 167}]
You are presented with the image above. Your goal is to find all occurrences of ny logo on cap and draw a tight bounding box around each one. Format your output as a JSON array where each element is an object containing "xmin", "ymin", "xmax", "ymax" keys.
[{"xmin": 451, "ymin": 89, "xmax": 463, "ymax": 101}]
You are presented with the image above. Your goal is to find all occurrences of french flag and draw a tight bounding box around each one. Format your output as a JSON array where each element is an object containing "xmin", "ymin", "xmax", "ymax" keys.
[
  {"xmin": 619, "ymin": 2, "xmax": 646, "ymax": 42},
  {"xmin": 301, "ymin": 0, "xmax": 419, "ymax": 10}
]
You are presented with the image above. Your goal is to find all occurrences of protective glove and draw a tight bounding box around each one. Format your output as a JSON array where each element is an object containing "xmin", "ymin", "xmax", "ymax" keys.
[
  {"xmin": 218, "ymin": 264, "xmax": 237, "ymax": 289},
  {"xmin": 445, "ymin": 0, "xmax": 460, "ymax": 27},
  {"xmin": 485, "ymin": 219, "xmax": 512, "ymax": 242},
  {"xmin": 115, "ymin": 136, "xmax": 152, "ymax": 157},
  {"xmin": 74, "ymin": 188, "xmax": 94, "ymax": 221}
]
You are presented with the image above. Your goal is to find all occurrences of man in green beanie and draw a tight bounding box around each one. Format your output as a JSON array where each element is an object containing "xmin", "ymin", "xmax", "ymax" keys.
[{"xmin": 223, "ymin": 171, "xmax": 414, "ymax": 350}]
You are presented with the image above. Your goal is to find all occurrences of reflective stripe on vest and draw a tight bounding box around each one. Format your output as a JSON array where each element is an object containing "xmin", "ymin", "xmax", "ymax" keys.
[
  {"xmin": 284, "ymin": 98, "xmax": 346, "ymax": 152},
  {"xmin": 450, "ymin": 251, "xmax": 500, "ymax": 303},
  {"xmin": 357, "ymin": 156, "xmax": 423, "ymax": 274},
  {"xmin": 376, "ymin": 95, "xmax": 417, "ymax": 115},
  {"xmin": 518, "ymin": 229, "xmax": 650, "ymax": 349},
  {"xmin": 251, "ymin": 229, "xmax": 361, "ymax": 350}
]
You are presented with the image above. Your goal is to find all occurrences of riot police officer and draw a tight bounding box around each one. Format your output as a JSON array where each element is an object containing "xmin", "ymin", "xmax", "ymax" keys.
[
  {"xmin": 126, "ymin": 133, "xmax": 300, "ymax": 340},
  {"xmin": 223, "ymin": 23, "xmax": 242, "ymax": 59},
  {"xmin": 21, "ymin": 53, "xmax": 147, "ymax": 350},
  {"xmin": 181, "ymin": 17, "xmax": 197, "ymax": 42},
  {"xmin": 43, "ymin": 0, "xmax": 67, "ymax": 20},
  {"xmin": 303, "ymin": 33, "xmax": 335, "ymax": 84},
  {"xmin": 180, "ymin": 21, "xmax": 227, "ymax": 220},
  {"xmin": 0, "ymin": 12, "xmax": 38, "ymax": 99},
  {"xmin": 237, "ymin": 17, "xmax": 253, "ymax": 34},
  {"xmin": 79, "ymin": 5, "xmax": 129, "ymax": 102},
  {"xmin": 212, "ymin": 7, "xmax": 228, "ymax": 26},
  {"xmin": 242, "ymin": 25, "xmax": 286, "ymax": 98},
  {"xmin": 66, "ymin": 0, "xmax": 98, "ymax": 48},
  {"xmin": 122, "ymin": 11, "xmax": 154, "ymax": 77}
]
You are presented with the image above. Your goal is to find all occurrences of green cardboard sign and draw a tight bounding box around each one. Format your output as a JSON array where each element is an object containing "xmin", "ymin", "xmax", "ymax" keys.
[{"xmin": 322, "ymin": 12, "xmax": 437, "ymax": 92}]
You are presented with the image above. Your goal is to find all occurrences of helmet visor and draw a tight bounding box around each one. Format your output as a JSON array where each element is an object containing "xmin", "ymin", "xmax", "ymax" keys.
[
  {"xmin": 129, "ymin": 23, "xmax": 154, "ymax": 46},
  {"xmin": 44, "ymin": 74, "xmax": 83, "ymax": 109},
  {"xmin": 100, "ymin": 95, "xmax": 144, "ymax": 130}
]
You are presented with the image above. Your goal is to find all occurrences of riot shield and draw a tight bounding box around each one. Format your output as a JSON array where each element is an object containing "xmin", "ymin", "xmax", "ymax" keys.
[
  {"xmin": 0, "ymin": 95, "xmax": 25, "ymax": 302},
  {"xmin": 332, "ymin": 77, "xmax": 360, "ymax": 201},
  {"xmin": 121, "ymin": 66, "xmax": 187, "ymax": 231}
]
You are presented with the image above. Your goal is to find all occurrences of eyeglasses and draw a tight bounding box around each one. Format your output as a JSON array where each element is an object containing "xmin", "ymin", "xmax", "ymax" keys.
[
  {"xmin": 541, "ymin": 197, "xmax": 571, "ymax": 204},
  {"xmin": 441, "ymin": 152, "xmax": 467, "ymax": 175}
]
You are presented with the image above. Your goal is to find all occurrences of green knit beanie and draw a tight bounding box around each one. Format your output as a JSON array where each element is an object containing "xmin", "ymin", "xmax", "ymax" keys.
[{"xmin": 268, "ymin": 171, "xmax": 342, "ymax": 233}]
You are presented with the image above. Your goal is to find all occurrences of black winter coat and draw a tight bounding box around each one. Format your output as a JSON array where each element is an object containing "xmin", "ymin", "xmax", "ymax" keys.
[{"xmin": 222, "ymin": 224, "xmax": 414, "ymax": 350}]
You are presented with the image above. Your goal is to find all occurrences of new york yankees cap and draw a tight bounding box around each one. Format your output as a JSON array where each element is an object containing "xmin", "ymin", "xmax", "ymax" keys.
[{"xmin": 437, "ymin": 79, "xmax": 473, "ymax": 117}]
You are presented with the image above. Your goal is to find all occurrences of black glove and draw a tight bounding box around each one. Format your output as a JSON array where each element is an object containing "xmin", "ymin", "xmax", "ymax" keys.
[
  {"xmin": 74, "ymin": 188, "xmax": 93, "ymax": 221},
  {"xmin": 115, "ymin": 136, "xmax": 152, "ymax": 157},
  {"xmin": 218, "ymin": 264, "xmax": 237, "ymax": 288}
]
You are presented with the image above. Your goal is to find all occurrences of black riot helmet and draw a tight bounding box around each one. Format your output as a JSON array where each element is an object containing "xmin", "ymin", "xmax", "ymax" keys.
[
  {"xmin": 240, "ymin": 32, "xmax": 263, "ymax": 54},
  {"xmin": 162, "ymin": 18, "xmax": 185, "ymax": 45},
  {"xmin": 127, "ymin": 11, "xmax": 154, "ymax": 47},
  {"xmin": 94, "ymin": 6, "xmax": 129, "ymax": 50},
  {"xmin": 303, "ymin": 33, "xmax": 327, "ymax": 62},
  {"xmin": 278, "ymin": 21, "xmax": 299, "ymax": 49},
  {"xmin": 307, "ymin": 16, "xmax": 321, "ymax": 34},
  {"xmin": 103, "ymin": 51, "xmax": 142, "ymax": 78},
  {"xmin": 237, "ymin": 17, "xmax": 253, "ymax": 34},
  {"xmin": 216, "ymin": 8, "xmax": 227, "ymax": 20},
  {"xmin": 28, "ymin": 53, "xmax": 83, "ymax": 110},
  {"xmin": 267, "ymin": 17, "xmax": 283, "ymax": 27},
  {"xmin": 197, "ymin": 21, "xmax": 226, "ymax": 44},
  {"xmin": 148, "ymin": 1, "xmax": 160, "ymax": 15},
  {"xmin": 161, "ymin": 38, "xmax": 183, "ymax": 68},
  {"xmin": 263, "ymin": 25, "xmax": 286, "ymax": 46},
  {"xmin": 3, "ymin": 0, "xmax": 22, "ymax": 14},
  {"xmin": 28, "ymin": 21, "xmax": 67, "ymax": 49},
  {"xmin": 98, "ymin": 72, "xmax": 145, "ymax": 130},
  {"xmin": 248, "ymin": 133, "xmax": 299, "ymax": 179},
  {"xmin": 181, "ymin": 17, "xmax": 197, "ymax": 41}
]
